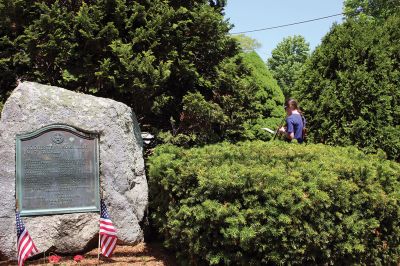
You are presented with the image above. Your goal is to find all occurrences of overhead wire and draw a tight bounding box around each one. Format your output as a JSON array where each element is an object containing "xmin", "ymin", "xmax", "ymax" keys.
[{"xmin": 230, "ymin": 13, "xmax": 344, "ymax": 34}]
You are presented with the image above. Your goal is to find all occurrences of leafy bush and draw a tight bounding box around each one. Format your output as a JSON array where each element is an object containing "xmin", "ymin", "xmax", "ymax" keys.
[{"xmin": 148, "ymin": 141, "xmax": 400, "ymax": 265}]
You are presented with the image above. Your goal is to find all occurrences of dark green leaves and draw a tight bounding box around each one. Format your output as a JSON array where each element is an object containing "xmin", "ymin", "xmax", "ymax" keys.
[
  {"xmin": 148, "ymin": 141, "xmax": 400, "ymax": 264},
  {"xmin": 1, "ymin": 0, "xmax": 281, "ymax": 145},
  {"xmin": 296, "ymin": 15, "xmax": 400, "ymax": 160}
]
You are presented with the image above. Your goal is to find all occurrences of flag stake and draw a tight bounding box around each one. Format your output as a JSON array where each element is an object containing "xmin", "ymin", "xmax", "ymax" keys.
[
  {"xmin": 98, "ymin": 232, "xmax": 101, "ymax": 261},
  {"xmin": 98, "ymin": 197, "xmax": 101, "ymax": 262}
]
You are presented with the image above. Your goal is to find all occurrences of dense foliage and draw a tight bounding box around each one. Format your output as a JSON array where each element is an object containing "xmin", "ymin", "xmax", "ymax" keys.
[
  {"xmin": 0, "ymin": 0, "xmax": 283, "ymax": 144},
  {"xmin": 343, "ymin": 0, "xmax": 400, "ymax": 20},
  {"xmin": 240, "ymin": 51, "xmax": 284, "ymax": 141},
  {"xmin": 148, "ymin": 141, "xmax": 400, "ymax": 265},
  {"xmin": 267, "ymin": 35, "xmax": 310, "ymax": 98},
  {"xmin": 295, "ymin": 14, "xmax": 400, "ymax": 161}
]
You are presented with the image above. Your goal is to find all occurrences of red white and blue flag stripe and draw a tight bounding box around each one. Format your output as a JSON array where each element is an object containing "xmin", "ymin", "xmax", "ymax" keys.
[
  {"xmin": 16, "ymin": 211, "xmax": 38, "ymax": 266},
  {"xmin": 100, "ymin": 200, "xmax": 117, "ymax": 257}
]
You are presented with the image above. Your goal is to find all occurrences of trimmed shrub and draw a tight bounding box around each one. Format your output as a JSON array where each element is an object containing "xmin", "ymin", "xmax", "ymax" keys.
[{"xmin": 148, "ymin": 141, "xmax": 400, "ymax": 265}]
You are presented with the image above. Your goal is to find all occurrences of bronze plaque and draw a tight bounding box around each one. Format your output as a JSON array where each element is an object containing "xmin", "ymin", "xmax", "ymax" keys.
[{"xmin": 16, "ymin": 124, "xmax": 100, "ymax": 216}]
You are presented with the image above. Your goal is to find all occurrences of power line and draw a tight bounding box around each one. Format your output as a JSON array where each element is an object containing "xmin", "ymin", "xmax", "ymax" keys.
[{"xmin": 230, "ymin": 13, "xmax": 343, "ymax": 34}]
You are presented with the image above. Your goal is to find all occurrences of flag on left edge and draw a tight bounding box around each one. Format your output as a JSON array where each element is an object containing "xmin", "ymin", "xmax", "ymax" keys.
[
  {"xmin": 99, "ymin": 200, "xmax": 117, "ymax": 258},
  {"xmin": 16, "ymin": 211, "xmax": 38, "ymax": 266}
]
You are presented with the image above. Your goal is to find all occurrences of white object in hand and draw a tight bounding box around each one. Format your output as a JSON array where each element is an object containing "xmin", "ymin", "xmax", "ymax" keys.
[{"xmin": 261, "ymin": 127, "xmax": 275, "ymax": 134}]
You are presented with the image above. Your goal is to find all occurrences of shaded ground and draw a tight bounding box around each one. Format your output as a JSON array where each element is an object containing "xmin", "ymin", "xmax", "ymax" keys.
[{"xmin": 1, "ymin": 243, "xmax": 177, "ymax": 266}]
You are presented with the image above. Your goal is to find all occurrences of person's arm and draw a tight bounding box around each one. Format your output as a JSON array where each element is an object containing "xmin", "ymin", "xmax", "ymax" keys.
[
  {"xmin": 286, "ymin": 117, "xmax": 294, "ymax": 140},
  {"xmin": 278, "ymin": 127, "xmax": 294, "ymax": 139}
]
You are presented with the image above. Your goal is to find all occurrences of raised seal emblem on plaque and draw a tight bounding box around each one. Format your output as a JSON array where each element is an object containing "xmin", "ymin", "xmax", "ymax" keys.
[{"xmin": 51, "ymin": 132, "xmax": 65, "ymax": 144}]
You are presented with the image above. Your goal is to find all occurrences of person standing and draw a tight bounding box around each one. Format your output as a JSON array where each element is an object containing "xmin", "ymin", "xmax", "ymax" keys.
[{"xmin": 278, "ymin": 98, "xmax": 306, "ymax": 143}]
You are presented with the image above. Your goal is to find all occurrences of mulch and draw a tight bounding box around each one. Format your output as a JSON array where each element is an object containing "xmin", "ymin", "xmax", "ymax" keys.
[{"xmin": 1, "ymin": 243, "xmax": 177, "ymax": 266}]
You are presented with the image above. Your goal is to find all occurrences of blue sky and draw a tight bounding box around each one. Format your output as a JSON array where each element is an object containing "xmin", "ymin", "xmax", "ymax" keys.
[{"xmin": 224, "ymin": 1, "xmax": 345, "ymax": 59}]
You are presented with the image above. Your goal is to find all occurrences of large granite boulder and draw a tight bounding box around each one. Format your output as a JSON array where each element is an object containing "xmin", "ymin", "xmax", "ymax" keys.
[{"xmin": 0, "ymin": 82, "xmax": 148, "ymax": 261}]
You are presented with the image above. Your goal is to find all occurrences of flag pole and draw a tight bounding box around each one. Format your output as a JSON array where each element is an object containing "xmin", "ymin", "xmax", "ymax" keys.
[
  {"xmin": 98, "ymin": 232, "xmax": 101, "ymax": 261},
  {"xmin": 98, "ymin": 194, "xmax": 102, "ymax": 261}
]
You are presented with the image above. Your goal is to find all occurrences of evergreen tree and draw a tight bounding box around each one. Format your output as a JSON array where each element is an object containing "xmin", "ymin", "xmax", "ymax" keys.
[
  {"xmin": 240, "ymin": 51, "xmax": 284, "ymax": 140},
  {"xmin": 295, "ymin": 15, "xmax": 400, "ymax": 160},
  {"xmin": 343, "ymin": 0, "xmax": 400, "ymax": 20},
  {"xmin": 0, "ymin": 0, "xmax": 283, "ymax": 145}
]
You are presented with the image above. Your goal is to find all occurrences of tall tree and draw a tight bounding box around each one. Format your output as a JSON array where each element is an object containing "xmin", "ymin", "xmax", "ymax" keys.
[
  {"xmin": 231, "ymin": 34, "xmax": 261, "ymax": 53},
  {"xmin": 295, "ymin": 14, "xmax": 400, "ymax": 160},
  {"xmin": 343, "ymin": 0, "xmax": 400, "ymax": 20},
  {"xmin": 0, "ymin": 0, "xmax": 283, "ymax": 145},
  {"xmin": 267, "ymin": 35, "xmax": 310, "ymax": 99}
]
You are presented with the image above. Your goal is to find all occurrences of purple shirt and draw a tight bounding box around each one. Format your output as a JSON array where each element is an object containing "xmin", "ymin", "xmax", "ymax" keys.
[{"xmin": 286, "ymin": 114, "xmax": 305, "ymax": 143}]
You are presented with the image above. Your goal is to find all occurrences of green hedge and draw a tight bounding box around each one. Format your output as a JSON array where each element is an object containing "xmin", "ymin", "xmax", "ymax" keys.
[{"xmin": 148, "ymin": 141, "xmax": 400, "ymax": 265}]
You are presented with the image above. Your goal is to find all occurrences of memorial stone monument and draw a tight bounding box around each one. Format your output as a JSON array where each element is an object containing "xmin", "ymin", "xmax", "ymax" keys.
[{"xmin": 0, "ymin": 82, "xmax": 148, "ymax": 261}]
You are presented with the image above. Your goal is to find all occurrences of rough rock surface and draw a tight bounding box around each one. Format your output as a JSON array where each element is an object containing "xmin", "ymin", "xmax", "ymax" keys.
[{"xmin": 0, "ymin": 82, "xmax": 148, "ymax": 260}]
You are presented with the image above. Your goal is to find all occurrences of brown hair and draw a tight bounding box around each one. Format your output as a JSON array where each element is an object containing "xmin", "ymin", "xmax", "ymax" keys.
[
  {"xmin": 285, "ymin": 98, "xmax": 302, "ymax": 114},
  {"xmin": 285, "ymin": 98, "xmax": 307, "ymax": 141}
]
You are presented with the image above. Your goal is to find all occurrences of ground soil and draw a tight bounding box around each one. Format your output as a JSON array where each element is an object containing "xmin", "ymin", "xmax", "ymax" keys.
[{"xmin": 1, "ymin": 243, "xmax": 177, "ymax": 266}]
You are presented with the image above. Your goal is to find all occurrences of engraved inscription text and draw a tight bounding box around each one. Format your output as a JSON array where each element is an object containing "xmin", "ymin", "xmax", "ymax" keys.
[{"xmin": 16, "ymin": 126, "xmax": 99, "ymax": 216}]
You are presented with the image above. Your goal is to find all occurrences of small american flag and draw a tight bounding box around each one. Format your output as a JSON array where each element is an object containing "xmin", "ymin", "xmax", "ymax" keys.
[
  {"xmin": 16, "ymin": 212, "xmax": 38, "ymax": 266},
  {"xmin": 100, "ymin": 200, "xmax": 117, "ymax": 257}
]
